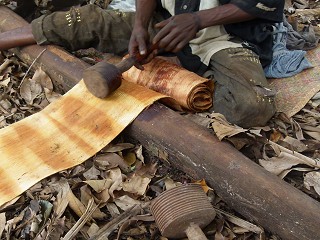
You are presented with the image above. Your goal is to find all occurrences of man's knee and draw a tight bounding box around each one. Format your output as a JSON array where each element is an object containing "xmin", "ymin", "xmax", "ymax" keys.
[
  {"xmin": 213, "ymin": 83, "xmax": 276, "ymax": 128},
  {"xmin": 209, "ymin": 47, "xmax": 276, "ymax": 128}
]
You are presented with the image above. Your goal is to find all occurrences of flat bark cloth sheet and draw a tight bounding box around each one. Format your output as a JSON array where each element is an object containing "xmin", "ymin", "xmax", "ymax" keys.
[
  {"xmin": 270, "ymin": 45, "xmax": 320, "ymax": 117},
  {"xmin": 0, "ymin": 80, "xmax": 165, "ymax": 206}
]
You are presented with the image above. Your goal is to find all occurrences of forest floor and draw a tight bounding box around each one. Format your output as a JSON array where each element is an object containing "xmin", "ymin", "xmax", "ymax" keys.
[{"xmin": 0, "ymin": 0, "xmax": 319, "ymax": 239}]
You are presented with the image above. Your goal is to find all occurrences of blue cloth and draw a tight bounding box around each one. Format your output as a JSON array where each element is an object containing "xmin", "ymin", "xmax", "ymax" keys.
[{"xmin": 264, "ymin": 22, "xmax": 313, "ymax": 78}]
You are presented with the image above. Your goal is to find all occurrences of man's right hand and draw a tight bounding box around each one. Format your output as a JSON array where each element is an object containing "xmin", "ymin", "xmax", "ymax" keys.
[
  {"xmin": 129, "ymin": 25, "xmax": 150, "ymax": 58},
  {"xmin": 129, "ymin": 25, "xmax": 158, "ymax": 68}
]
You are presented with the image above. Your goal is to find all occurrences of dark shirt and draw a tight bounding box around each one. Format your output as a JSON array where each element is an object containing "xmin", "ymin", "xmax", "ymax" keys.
[{"xmin": 156, "ymin": 0, "xmax": 285, "ymax": 75}]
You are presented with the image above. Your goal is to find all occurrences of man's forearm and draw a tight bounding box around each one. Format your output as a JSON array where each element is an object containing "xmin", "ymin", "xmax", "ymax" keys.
[
  {"xmin": 134, "ymin": 0, "xmax": 157, "ymax": 28},
  {"xmin": 0, "ymin": 25, "xmax": 36, "ymax": 50},
  {"xmin": 195, "ymin": 4, "xmax": 255, "ymax": 30}
]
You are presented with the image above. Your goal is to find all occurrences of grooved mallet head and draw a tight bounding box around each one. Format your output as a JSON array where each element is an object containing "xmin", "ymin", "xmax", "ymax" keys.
[{"xmin": 150, "ymin": 183, "xmax": 216, "ymax": 239}]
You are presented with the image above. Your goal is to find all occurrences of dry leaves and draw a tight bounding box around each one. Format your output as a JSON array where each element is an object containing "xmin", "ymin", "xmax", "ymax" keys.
[{"xmin": 1, "ymin": 1, "xmax": 320, "ymax": 239}]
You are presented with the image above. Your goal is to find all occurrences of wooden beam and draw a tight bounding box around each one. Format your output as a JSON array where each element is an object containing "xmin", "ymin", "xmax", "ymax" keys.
[{"xmin": 1, "ymin": 6, "xmax": 320, "ymax": 240}]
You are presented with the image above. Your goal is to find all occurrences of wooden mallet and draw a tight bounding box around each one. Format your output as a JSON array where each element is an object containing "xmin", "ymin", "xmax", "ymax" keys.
[
  {"xmin": 82, "ymin": 44, "xmax": 158, "ymax": 98},
  {"xmin": 150, "ymin": 183, "xmax": 216, "ymax": 240}
]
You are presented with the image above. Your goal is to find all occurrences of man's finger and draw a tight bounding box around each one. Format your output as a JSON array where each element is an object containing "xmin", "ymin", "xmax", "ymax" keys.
[
  {"xmin": 128, "ymin": 40, "xmax": 137, "ymax": 56},
  {"xmin": 136, "ymin": 35, "xmax": 147, "ymax": 55},
  {"xmin": 154, "ymin": 18, "xmax": 169, "ymax": 29},
  {"xmin": 153, "ymin": 26, "xmax": 172, "ymax": 47}
]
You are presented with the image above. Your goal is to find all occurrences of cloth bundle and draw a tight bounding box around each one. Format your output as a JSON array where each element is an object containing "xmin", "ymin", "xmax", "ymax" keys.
[
  {"xmin": 264, "ymin": 21, "xmax": 313, "ymax": 78},
  {"xmin": 123, "ymin": 57, "xmax": 214, "ymax": 112}
]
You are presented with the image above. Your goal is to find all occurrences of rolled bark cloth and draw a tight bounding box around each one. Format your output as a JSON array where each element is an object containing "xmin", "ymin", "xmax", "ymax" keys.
[{"xmin": 122, "ymin": 57, "xmax": 214, "ymax": 112}]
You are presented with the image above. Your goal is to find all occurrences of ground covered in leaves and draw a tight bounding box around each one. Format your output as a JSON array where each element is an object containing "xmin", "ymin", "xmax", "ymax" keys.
[{"xmin": 0, "ymin": 0, "xmax": 320, "ymax": 239}]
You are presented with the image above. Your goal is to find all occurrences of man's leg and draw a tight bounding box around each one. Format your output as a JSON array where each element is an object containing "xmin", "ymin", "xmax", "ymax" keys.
[
  {"xmin": 31, "ymin": 4, "xmax": 135, "ymax": 55},
  {"xmin": 208, "ymin": 47, "xmax": 276, "ymax": 128}
]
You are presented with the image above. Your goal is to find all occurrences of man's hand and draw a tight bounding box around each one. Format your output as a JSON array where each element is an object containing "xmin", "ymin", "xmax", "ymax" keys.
[
  {"xmin": 129, "ymin": 25, "xmax": 150, "ymax": 57},
  {"xmin": 152, "ymin": 13, "xmax": 200, "ymax": 53},
  {"xmin": 129, "ymin": 25, "xmax": 158, "ymax": 69}
]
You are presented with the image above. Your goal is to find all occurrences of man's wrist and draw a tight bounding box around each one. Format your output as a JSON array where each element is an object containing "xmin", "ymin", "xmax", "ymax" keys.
[{"xmin": 192, "ymin": 12, "xmax": 201, "ymax": 31}]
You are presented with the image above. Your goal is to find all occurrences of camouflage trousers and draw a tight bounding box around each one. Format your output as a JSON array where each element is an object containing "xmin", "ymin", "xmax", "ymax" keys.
[{"xmin": 31, "ymin": 4, "xmax": 275, "ymax": 127}]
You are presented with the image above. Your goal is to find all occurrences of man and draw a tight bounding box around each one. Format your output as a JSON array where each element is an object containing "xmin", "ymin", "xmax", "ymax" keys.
[
  {"xmin": 130, "ymin": 0, "xmax": 284, "ymax": 128},
  {"xmin": 0, "ymin": 1, "xmax": 285, "ymax": 127}
]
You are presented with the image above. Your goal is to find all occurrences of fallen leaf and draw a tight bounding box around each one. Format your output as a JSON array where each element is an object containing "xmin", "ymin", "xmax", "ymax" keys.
[
  {"xmin": 94, "ymin": 153, "xmax": 130, "ymax": 172},
  {"xmin": 0, "ymin": 213, "xmax": 5, "ymax": 238},
  {"xmin": 39, "ymin": 200, "xmax": 53, "ymax": 225},
  {"xmin": 102, "ymin": 143, "xmax": 135, "ymax": 152},
  {"xmin": 135, "ymin": 162, "xmax": 158, "ymax": 178},
  {"xmin": 0, "ymin": 59, "xmax": 12, "ymax": 73},
  {"xmin": 279, "ymin": 167, "xmax": 312, "ymax": 179},
  {"xmin": 87, "ymin": 223, "xmax": 100, "ymax": 238},
  {"xmin": 44, "ymin": 88, "xmax": 62, "ymax": 103},
  {"xmin": 62, "ymin": 198, "xmax": 98, "ymax": 240},
  {"xmin": 232, "ymin": 226, "xmax": 250, "ymax": 234},
  {"xmin": 134, "ymin": 145, "xmax": 145, "ymax": 164},
  {"xmin": 270, "ymin": 129, "xmax": 283, "ymax": 142},
  {"xmin": 19, "ymin": 78, "xmax": 42, "ymax": 105},
  {"xmin": 67, "ymin": 190, "xmax": 87, "ymax": 218},
  {"xmin": 193, "ymin": 179, "xmax": 213, "ymax": 193},
  {"xmin": 122, "ymin": 174, "xmax": 151, "ymax": 196},
  {"xmin": 83, "ymin": 166, "xmax": 100, "ymax": 180},
  {"xmin": 304, "ymin": 171, "xmax": 320, "ymax": 196},
  {"xmin": 84, "ymin": 179, "xmax": 113, "ymax": 193},
  {"xmin": 114, "ymin": 196, "xmax": 142, "ymax": 211},
  {"xmin": 124, "ymin": 152, "xmax": 137, "ymax": 166},
  {"xmin": 304, "ymin": 130, "xmax": 320, "ymax": 141},
  {"xmin": 52, "ymin": 179, "xmax": 70, "ymax": 220},
  {"xmin": 164, "ymin": 177, "xmax": 179, "ymax": 190},
  {"xmin": 32, "ymin": 67, "xmax": 53, "ymax": 91},
  {"xmin": 291, "ymin": 118, "xmax": 305, "ymax": 141},
  {"xmin": 67, "ymin": 189, "xmax": 106, "ymax": 220},
  {"xmin": 280, "ymin": 136, "xmax": 308, "ymax": 152},
  {"xmin": 95, "ymin": 188, "xmax": 111, "ymax": 203},
  {"xmin": 259, "ymin": 142, "xmax": 320, "ymax": 177},
  {"xmin": 106, "ymin": 168, "xmax": 124, "ymax": 198},
  {"xmin": 209, "ymin": 113, "xmax": 247, "ymax": 140},
  {"xmin": 215, "ymin": 208, "xmax": 264, "ymax": 235},
  {"xmin": 0, "ymin": 78, "xmax": 10, "ymax": 87},
  {"xmin": 215, "ymin": 232, "xmax": 227, "ymax": 240},
  {"xmin": 259, "ymin": 151, "xmax": 310, "ymax": 176},
  {"xmin": 106, "ymin": 203, "xmax": 121, "ymax": 218}
]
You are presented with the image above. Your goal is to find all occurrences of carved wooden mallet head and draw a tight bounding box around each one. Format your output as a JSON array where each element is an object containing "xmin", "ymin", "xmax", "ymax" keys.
[{"xmin": 150, "ymin": 183, "xmax": 216, "ymax": 239}]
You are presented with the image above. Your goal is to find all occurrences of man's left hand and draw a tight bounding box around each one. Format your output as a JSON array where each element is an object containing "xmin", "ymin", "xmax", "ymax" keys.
[{"xmin": 153, "ymin": 13, "xmax": 200, "ymax": 53}]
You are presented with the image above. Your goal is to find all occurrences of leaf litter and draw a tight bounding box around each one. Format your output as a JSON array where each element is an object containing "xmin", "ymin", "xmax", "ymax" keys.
[{"xmin": 0, "ymin": 0, "xmax": 320, "ymax": 239}]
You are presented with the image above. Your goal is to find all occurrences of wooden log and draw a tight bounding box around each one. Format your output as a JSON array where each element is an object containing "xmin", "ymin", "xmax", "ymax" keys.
[{"xmin": 1, "ymin": 6, "xmax": 320, "ymax": 240}]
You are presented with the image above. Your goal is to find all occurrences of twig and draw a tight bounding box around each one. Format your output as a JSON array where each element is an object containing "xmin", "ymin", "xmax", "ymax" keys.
[
  {"xmin": 18, "ymin": 48, "xmax": 47, "ymax": 89},
  {"xmin": 62, "ymin": 198, "xmax": 98, "ymax": 240},
  {"xmin": 267, "ymin": 141, "xmax": 320, "ymax": 168},
  {"xmin": 89, "ymin": 203, "xmax": 149, "ymax": 240},
  {"xmin": 0, "ymin": 113, "xmax": 14, "ymax": 123},
  {"xmin": 214, "ymin": 207, "xmax": 264, "ymax": 235},
  {"xmin": 293, "ymin": 8, "xmax": 320, "ymax": 17}
]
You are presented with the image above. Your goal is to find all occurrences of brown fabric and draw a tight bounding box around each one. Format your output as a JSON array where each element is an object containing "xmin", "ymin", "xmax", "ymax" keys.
[
  {"xmin": 208, "ymin": 47, "xmax": 276, "ymax": 128},
  {"xmin": 122, "ymin": 57, "xmax": 214, "ymax": 112},
  {"xmin": 269, "ymin": 46, "xmax": 320, "ymax": 117},
  {"xmin": 0, "ymin": 80, "xmax": 164, "ymax": 206}
]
